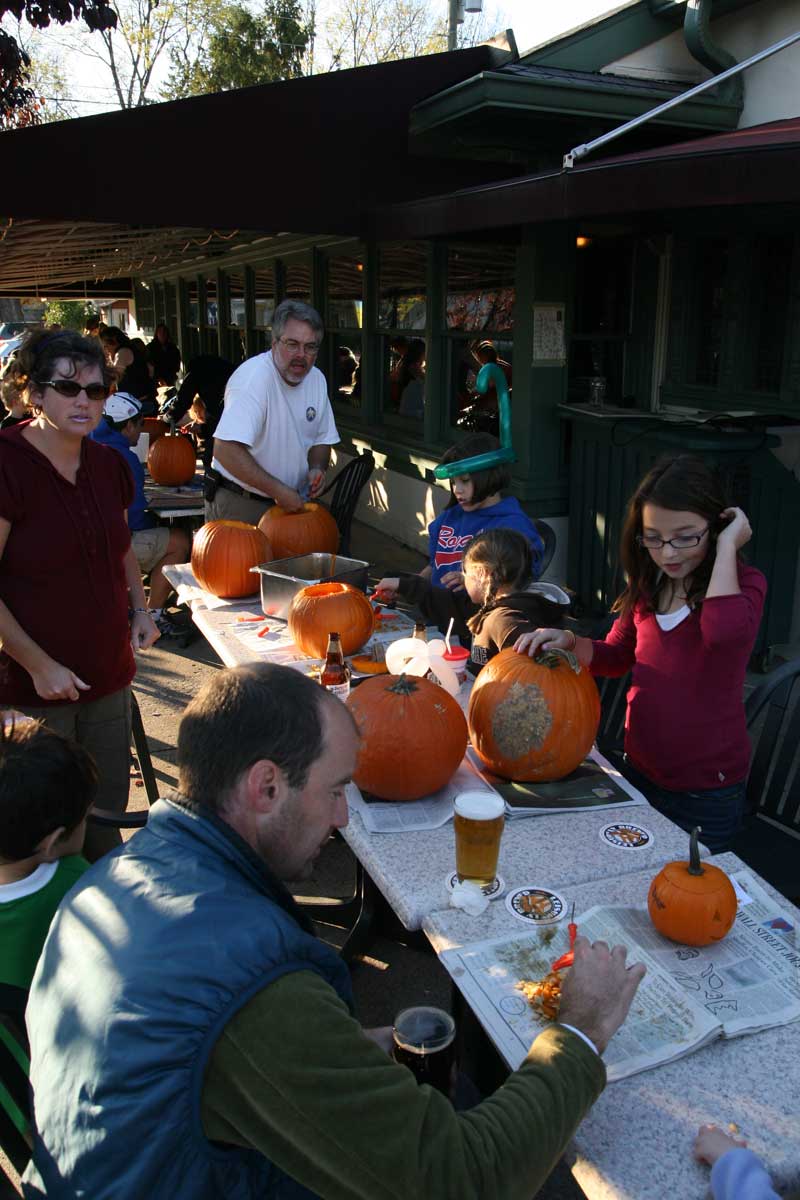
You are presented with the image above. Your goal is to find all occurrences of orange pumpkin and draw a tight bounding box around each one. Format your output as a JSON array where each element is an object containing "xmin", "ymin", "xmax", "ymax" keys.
[
  {"xmin": 191, "ymin": 520, "xmax": 271, "ymax": 599},
  {"xmin": 468, "ymin": 647, "xmax": 600, "ymax": 782},
  {"xmin": 142, "ymin": 416, "xmax": 169, "ymax": 445},
  {"xmin": 258, "ymin": 502, "xmax": 339, "ymax": 560},
  {"xmin": 346, "ymin": 673, "xmax": 468, "ymax": 801},
  {"xmin": 288, "ymin": 582, "xmax": 374, "ymax": 658},
  {"xmin": 147, "ymin": 431, "xmax": 196, "ymax": 485},
  {"xmin": 648, "ymin": 827, "xmax": 737, "ymax": 946}
]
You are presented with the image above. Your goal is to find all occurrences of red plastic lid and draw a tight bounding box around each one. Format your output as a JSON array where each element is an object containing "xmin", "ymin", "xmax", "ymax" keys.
[{"xmin": 443, "ymin": 646, "xmax": 470, "ymax": 662}]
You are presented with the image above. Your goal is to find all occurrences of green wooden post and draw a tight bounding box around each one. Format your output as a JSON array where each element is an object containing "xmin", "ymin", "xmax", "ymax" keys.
[
  {"xmin": 424, "ymin": 241, "xmax": 447, "ymax": 447},
  {"xmin": 216, "ymin": 268, "xmax": 227, "ymax": 359},
  {"xmin": 244, "ymin": 265, "xmax": 256, "ymax": 359}
]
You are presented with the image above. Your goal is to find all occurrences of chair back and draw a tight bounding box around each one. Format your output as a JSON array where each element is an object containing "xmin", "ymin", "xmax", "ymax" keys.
[
  {"xmin": 533, "ymin": 519, "xmax": 556, "ymax": 577},
  {"xmin": 320, "ymin": 451, "xmax": 375, "ymax": 557},
  {"xmin": 594, "ymin": 671, "xmax": 631, "ymax": 767},
  {"xmin": 745, "ymin": 657, "xmax": 800, "ymax": 831},
  {"xmin": 0, "ymin": 984, "xmax": 32, "ymax": 1179}
]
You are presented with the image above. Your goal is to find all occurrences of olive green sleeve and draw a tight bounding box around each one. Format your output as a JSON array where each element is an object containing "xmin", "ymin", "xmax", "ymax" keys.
[{"xmin": 202, "ymin": 970, "xmax": 605, "ymax": 1200}]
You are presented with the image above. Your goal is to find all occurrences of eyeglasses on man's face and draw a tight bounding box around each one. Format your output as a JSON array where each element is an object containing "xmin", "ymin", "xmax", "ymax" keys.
[
  {"xmin": 636, "ymin": 528, "xmax": 710, "ymax": 551},
  {"xmin": 276, "ymin": 337, "xmax": 321, "ymax": 357},
  {"xmin": 40, "ymin": 379, "xmax": 110, "ymax": 403}
]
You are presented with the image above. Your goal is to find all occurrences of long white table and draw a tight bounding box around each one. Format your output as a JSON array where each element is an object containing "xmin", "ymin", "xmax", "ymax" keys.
[{"xmin": 424, "ymin": 855, "xmax": 800, "ymax": 1200}]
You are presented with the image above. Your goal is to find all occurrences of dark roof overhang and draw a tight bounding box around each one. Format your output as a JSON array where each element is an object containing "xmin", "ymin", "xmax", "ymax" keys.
[{"xmin": 372, "ymin": 115, "xmax": 800, "ymax": 239}]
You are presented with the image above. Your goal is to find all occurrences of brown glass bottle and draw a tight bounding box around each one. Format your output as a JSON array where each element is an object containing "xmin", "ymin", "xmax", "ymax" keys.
[
  {"xmin": 413, "ymin": 622, "xmax": 427, "ymax": 641},
  {"xmin": 320, "ymin": 632, "xmax": 351, "ymax": 699}
]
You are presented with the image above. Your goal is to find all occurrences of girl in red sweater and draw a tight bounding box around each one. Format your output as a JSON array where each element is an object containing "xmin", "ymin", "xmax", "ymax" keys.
[{"xmin": 515, "ymin": 456, "xmax": 766, "ymax": 853}]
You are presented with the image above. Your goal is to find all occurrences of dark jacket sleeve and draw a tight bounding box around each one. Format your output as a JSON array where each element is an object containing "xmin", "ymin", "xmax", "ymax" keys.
[{"xmin": 397, "ymin": 574, "xmax": 476, "ymax": 641}]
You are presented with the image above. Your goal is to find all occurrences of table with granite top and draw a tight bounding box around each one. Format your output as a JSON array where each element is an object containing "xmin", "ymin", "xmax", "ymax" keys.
[{"xmin": 423, "ymin": 854, "xmax": 800, "ymax": 1200}]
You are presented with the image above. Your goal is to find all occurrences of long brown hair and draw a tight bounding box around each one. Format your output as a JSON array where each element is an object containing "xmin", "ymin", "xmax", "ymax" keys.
[{"xmin": 613, "ymin": 455, "xmax": 732, "ymax": 617}]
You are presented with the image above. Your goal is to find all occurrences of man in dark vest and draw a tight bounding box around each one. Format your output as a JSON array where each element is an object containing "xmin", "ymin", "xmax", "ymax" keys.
[{"xmin": 23, "ymin": 663, "xmax": 645, "ymax": 1200}]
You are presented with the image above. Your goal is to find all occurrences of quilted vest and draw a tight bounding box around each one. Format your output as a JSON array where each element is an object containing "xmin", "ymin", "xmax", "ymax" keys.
[{"xmin": 23, "ymin": 797, "xmax": 353, "ymax": 1199}]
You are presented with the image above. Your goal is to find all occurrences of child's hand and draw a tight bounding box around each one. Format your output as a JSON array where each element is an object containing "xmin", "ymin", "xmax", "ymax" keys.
[
  {"xmin": 514, "ymin": 628, "xmax": 570, "ymax": 657},
  {"xmin": 693, "ymin": 1123, "xmax": 747, "ymax": 1167},
  {"xmin": 716, "ymin": 507, "xmax": 751, "ymax": 551},
  {"xmin": 373, "ymin": 578, "xmax": 399, "ymax": 600},
  {"xmin": 440, "ymin": 570, "xmax": 465, "ymax": 591}
]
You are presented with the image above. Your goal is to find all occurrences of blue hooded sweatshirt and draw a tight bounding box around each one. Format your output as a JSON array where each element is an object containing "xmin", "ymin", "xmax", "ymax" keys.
[
  {"xmin": 427, "ymin": 495, "xmax": 543, "ymax": 587},
  {"xmin": 91, "ymin": 418, "xmax": 154, "ymax": 531}
]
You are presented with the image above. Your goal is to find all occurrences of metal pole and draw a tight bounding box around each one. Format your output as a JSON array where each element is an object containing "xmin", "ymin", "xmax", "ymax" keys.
[
  {"xmin": 563, "ymin": 27, "xmax": 800, "ymax": 168},
  {"xmin": 448, "ymin": 0, "xmax": 459, "ymax": 51}
]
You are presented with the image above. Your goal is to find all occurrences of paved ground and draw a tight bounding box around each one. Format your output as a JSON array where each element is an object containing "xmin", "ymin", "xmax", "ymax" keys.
[{"xmin": 1, "ymin": 521, "xmax": 583, "ymax": 1197}]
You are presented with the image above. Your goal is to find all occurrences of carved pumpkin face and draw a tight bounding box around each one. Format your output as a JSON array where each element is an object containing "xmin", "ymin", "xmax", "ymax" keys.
[{"xmin": 648, "ymin": 828, "xmax": 737, "ymax": 946}]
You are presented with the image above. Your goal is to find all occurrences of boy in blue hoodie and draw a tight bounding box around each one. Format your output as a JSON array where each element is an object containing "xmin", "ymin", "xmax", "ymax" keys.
[{"xmin": 91, "ymin": 393, "xmax": 190, "ymax": 636}]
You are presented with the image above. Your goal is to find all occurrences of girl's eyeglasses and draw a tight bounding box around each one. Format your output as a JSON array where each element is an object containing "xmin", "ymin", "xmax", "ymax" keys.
[
  {"xmin": 39, "ymin": 380, "xmax": 110, "ymax": 402},
  {"xmin": 636, "ymin": 528, "xmax": 709, "ymax": 550}
]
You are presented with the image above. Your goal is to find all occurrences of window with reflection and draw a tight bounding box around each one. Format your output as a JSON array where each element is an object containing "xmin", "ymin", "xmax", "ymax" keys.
[
  {"xmin": 250, "ymin": 267, "xmax": 275, "ymax": 354},
  {"xmin": 185, "ymin": 280, "xmax": 201, "ymax": 359},
  {"xmin": 225, "ymin": 271, "xmax": 246, "ymax": 364},
  {"xmin": 379, "ymin": 243, "xmax": 427, "ymax": 423},
  {"xmin": 202, "ymin": 278, "xmax": 218, "ymax": 355},
  {"xmin": 445, "ymin": 242, "xmax": 515, "ymax": 433},
  {"xmin": 283, "ymin": 258, "xmax": 312, "ymax": 302},
  {"xmin": 325, "ymin": 254, "xmax": 364, "ymax": 410},
  {"xmin": 569, "ymin": 235, "xmax": 633, "ymax": 406}
]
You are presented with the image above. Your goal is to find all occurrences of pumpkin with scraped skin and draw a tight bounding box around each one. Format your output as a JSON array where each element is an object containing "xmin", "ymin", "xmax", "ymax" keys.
[{"xmin": 468, "ymin": 647, "xmax": 600, "ymax": 782}]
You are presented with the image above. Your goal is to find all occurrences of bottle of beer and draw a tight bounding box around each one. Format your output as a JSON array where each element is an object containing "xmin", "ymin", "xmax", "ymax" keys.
[
  {"xmin": 413, "ymin": 622, "xmax": 427, "ymax": 641},
  {"xmin": 320, "ymin": 632, "xmax": 351, "ymax": 700}
]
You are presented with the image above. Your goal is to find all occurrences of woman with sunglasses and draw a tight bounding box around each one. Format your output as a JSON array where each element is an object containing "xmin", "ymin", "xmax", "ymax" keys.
[
  {"xmin": 0, "ymin": 329, "xmax": 159, "ymax": 858},
  {"xmin": 515, "ymin": 455, "xmax": 766, "ymax": 852}
]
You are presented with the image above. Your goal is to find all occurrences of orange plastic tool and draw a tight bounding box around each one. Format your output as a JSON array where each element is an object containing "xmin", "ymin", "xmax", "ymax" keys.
[{"xmin": 551, "ymin": 903, "xmax": 577, "ymax": 972}]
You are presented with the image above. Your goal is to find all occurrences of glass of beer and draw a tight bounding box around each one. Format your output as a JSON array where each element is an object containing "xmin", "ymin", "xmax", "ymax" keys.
[
  {"xmin": 392, "ymin": 1006, "xmax": 456, "ymax": 1096},
  {"xmin": 453, "ymin": 791, "xmax": 505, "ymax": 889}
]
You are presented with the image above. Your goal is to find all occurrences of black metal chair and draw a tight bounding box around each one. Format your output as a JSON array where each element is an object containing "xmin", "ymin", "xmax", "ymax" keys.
[
  {"xmin": 318, "ymin": 451, "xmax": 375, "ymax": 556},
  {"xmin": 0, "ymin": 984, "xmax": 32, "ymax": 1182},
  {"xmin": 732, "ymin": 656, "xmax": 800, "ymax": 902},
  {"xmin": 533, "ymin": 519, "xmax": 556, "ymax": 577}
]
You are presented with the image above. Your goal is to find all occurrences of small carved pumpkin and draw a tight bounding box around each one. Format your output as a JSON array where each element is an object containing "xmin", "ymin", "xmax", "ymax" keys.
[
  {"xmin": 468, "ymin": 647, "xmax": 600, "ymax": 781},
  {"xmin": 346, "ymin": 673, "xmax": 468, "ymax": 801},
  {"xmin": 288, "ymin": 582, "xmax": 374, "ymax": 658},
  {"xmin": 147, "ymin": 430, "xmax": 196, "ymax": 485},
  {"xmin": 648, "ymin": 827, "xmax": 737, "ymax": 946},
  {"xmin": 191, "ymin": 520, "xmax": 271, "ymax": 599},
  {"xmin": 259, "ymin": 502, "xmax": 339, "ymax": 560}
]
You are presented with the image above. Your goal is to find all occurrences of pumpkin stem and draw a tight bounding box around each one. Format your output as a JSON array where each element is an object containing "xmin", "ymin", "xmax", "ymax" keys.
[
  {"xmin": 535, "ymin": 647, "xmax": 581, "ymax": 675},
  {"xmin": 387, "ymin": 673, "xmax": 420, "ymax": 696},
  {"xmin": 688, "ymin": 826, "xmax": 704, "ymax": 876}
]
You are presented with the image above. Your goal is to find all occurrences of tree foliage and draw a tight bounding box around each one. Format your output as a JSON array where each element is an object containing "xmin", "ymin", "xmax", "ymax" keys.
[
  {"xmin": 163, "ymin": 0, "xmax": 310, "ymax": 99},
  {"xmin": 0, "ymin": 0, "xmax": 115, "ymax": 124},
  {"xmin": 43, "ymin": 299, "xmax": 98, "ymax": 329},
  {"xmin": 323, "ymin": 0, "xmax": 500, "ymax": 70}
]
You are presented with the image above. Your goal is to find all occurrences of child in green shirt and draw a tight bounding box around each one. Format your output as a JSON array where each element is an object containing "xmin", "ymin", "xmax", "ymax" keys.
[{"xmin": 0, "ymin": 718, "xmax": 96, "ymax": 991}]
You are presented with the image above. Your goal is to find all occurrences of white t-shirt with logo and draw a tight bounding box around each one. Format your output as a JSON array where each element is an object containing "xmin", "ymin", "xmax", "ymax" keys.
[{"xmin": 212, "ymin": 351, "xmax": 339, "ymax": 496}]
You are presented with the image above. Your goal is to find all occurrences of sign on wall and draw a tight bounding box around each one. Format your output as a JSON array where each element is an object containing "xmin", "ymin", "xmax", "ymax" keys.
[{"xmin": 532, "ymin": 303, "xmax": 566, "ymax": 365}]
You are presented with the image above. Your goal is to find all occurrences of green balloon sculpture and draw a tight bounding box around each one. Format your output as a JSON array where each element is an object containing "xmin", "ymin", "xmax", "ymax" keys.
[{"xmin": 433, "ymin": 362, "xmax": 516, "ymax": 480}]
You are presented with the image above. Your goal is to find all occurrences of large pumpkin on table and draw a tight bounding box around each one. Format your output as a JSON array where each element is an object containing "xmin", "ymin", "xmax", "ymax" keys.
[
  {"xmin": 288, "ymin": 582, "xmax": 374, "ymax": 658},
  {"xmin": 191, "ymin": 520, "xmax": 271, "ymax": 599},
  {"xmin": 346, "ymin": 673, "xmax": 468, "ymax": 801},
  {"xmin": 648, "ymin": 827, "xmax": 737, "ymax": 946},
  {"xmin": 259, "ymin": 502, "xmax": 339, "ymax": 560},
  {"xmin": 147, "ymin": 431, "xmax": 196, "ymax": 485},
  {"xmin": 468, "ymin": 647, "xmax": 600, "ymax": 782}
]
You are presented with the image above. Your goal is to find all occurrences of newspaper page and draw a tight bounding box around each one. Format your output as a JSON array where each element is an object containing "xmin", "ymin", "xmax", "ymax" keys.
[
  {"xmin": 468, "ymin": 745, "xmax": 649, "ymax": 817},
  {"xmin": 440, "ymin": 912, "xmax": 720, "ymax": 1081},
  {"xmin": 610, "ymin": 872, "xmax": 800, "ymax": 1038},
  {"xmin": 439, "ymin": 880, "xmax": 800, "ymax": 1082},
  {"xmin": 347, "ymin": 756, "xmax": 500, "ymax": 835}
]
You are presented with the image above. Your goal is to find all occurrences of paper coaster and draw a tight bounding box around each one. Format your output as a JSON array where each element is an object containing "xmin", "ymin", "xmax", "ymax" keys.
[
  {"xmin": 445, "ymin": 872, "xmax": 505, "ymax": 900},
  {"xmin": 599, "ymin": 821, "xmax": 654, "ymax": 850},
  {"xmin": 505, "ymin": 886, "xmax": 566, "ymax": 925}
]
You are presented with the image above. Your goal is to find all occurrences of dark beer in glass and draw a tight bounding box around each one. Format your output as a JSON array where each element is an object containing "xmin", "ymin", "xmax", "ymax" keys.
[{"xmin": 392, "ymin": 1006, "xmax": 456, "ymax": 1095}]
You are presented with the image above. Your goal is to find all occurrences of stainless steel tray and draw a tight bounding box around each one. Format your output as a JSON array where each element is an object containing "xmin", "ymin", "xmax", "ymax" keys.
[{"xmin": 251, "ymin": 553, "xmax": 369, "ymax": 619}]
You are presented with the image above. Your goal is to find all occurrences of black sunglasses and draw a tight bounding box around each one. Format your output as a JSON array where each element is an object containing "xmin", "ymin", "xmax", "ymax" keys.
[{"xmin": 39, "ymin": 379, "xmax": 110, "ymax": 402}]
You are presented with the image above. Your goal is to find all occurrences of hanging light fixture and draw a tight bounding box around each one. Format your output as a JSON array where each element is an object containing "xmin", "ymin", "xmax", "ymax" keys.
[{"xmin": 464, "ymin": 0, "xmax": 483, "ymax": 10}]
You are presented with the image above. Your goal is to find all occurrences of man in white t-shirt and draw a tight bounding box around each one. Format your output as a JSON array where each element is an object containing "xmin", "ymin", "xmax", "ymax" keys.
[{"xmin": 206, "ymin": 301, "xmax": 340, "ymax": 524}]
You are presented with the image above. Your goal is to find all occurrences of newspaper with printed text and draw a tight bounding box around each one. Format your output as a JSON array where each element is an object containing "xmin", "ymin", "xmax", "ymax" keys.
[{"xmin": 440, "ymin": 872, "xmax": 800, "ymax": 1081}]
